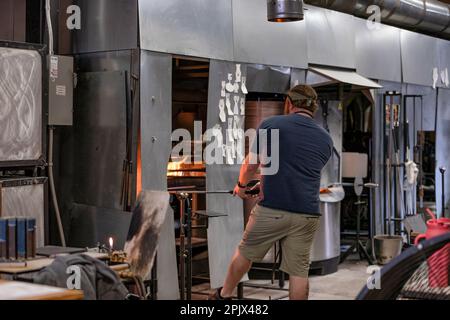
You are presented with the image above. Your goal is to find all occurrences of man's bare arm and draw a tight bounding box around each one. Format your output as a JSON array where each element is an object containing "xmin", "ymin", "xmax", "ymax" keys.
[
  {"xmin": 233, "ymin": 154, "xmax": 260, "ymax": 199},
  {"xmin": 240, "ymin": 154, "xmax": 260, "ymax": 183}
]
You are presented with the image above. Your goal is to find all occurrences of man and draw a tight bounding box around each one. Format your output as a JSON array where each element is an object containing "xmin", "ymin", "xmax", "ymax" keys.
[{"xmin": 209, "ymin": 85, "xmax": 333, "ymax": 300}]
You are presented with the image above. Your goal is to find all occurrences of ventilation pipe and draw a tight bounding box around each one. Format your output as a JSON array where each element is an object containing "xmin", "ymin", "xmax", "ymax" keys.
[
  {"xmin": 267, "ymin": 0, "xmax": 305, "ymax": 22},
  {"xmin": 304, "ymin": 0, "xmax": 450, "ymax": 40}
]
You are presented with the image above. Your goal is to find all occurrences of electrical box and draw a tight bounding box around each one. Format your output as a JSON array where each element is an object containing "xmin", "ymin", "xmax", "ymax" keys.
[{"xmin": 48, "ymin": 55, "xmax": 74, "ymax": 126}]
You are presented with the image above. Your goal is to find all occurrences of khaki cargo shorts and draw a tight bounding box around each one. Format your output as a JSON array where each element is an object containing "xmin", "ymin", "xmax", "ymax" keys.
[{"xmin": 239, "ymin": 205, "xmax": 320, "ymax": 278}]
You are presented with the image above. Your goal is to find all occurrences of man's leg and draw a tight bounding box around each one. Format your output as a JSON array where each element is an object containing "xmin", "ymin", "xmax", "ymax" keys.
[
  {"xmin": 220, "ymin": 249, "xmax": 252, "ymax": 298},
  {"xmin": 280, "ymin": 215, "xmax": 320, "ymax": 301},
  {"xmin": 289, "ymin": 276, "xmax": 309, "ymax": 300}
]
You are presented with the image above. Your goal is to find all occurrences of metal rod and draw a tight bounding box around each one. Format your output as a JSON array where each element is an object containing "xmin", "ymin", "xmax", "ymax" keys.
[
  {"xmin": 440, "ymin": 167, "xmax": 446, "ymax": 217},
  {"xmin": 387, "ymin": 95, "xmax": 393, "ymax": 236},
  {"xmin": 186, "ymin": 199, "xmax": 193, "ymax": 300},
  {"xmin": 178, "ymin": 194, "xmax": 186, "ymax": 300},
  {"xmin": 151, "ymin": 255, "xmax": 158, "ymax": 300}
]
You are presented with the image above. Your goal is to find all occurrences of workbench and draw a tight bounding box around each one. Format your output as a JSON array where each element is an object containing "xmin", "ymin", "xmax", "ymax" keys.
[
  {"xmin": 0, "ymin": 252, "xmax": 110, "ymax": 280},
  {"xmin": 0, "ymin": 280, "xmax": 84, "ymax": 300}
]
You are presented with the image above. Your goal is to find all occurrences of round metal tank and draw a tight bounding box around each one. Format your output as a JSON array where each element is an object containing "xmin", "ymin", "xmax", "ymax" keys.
[{"xmin": 310, "ymin": 202, "xmax": 341, "ymax": 273}]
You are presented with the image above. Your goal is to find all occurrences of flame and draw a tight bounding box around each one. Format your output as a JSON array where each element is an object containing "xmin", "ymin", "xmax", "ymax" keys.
[{"xmin": 109, "ymin": 237, "xmax": 114, "ymax": 250}]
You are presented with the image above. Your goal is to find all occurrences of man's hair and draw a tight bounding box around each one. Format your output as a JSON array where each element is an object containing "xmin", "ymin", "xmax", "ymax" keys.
[{"xmin": 287, "ymin": 85, "xmax": 318, "ymax": 113}]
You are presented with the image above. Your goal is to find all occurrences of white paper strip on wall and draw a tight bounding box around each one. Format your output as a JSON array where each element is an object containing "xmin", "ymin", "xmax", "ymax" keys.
[
  {"xmin": 226, "ymin": 74, "xmax": 235, "ymax": 93},
  {"xmin": 237, "ymin": 137, "xmax": 245, "ymax": 163},
  {"xmin": 231, "ymin": 140, "xmax": 237, "ymax": 159},
  {"xmin": 445, "ymin": 68, "xmax": 449, "ymax": 87},
  {"xmin": 240, "ymin": 99, "xmax": 246, "ymax": 115},
  {"xmin": 237, "ymin": 121, "xmax": 244, "ymax": 140},
  {"xmin": 233, "ymin": 96, "xmax": 240, "ymax": 115},
  {"xmin": 226, "ymin": 93, "xmax": 233, "ymax": 115},
  {"xmin": 219, "ymin": 99, "xmax": 226, "ymax": 123},
  {"xmin": 226, "ymin": 145, "xmax": 234, "ymax": 165},
  {"xmin": 241, "ymin": 76, "xmax": 248, "ymax": 95},
  {"xmin": 433, "ymin": 67, "xmax": 439, "ymax": 89},
  {"xmin": 235, "ymin": 64, "xmax": 242, "ymax": 83},
  {"xmin": 227, "ymin": 118, "xmax": 234, "ymax": 142},
  {"xmin": 221, "ymin": 81, "xmax": 226, "ymax": 98},
  {"xmin": 212, "ymin": 124, "xmax": 223, "ymax": 149},
  {"xmin": 233, "ymin": 115, "xmax": 239, "ymax": 140},
  {"xmin": 234, "ymin": 82, "xmax": 240, "ymax": 94}
]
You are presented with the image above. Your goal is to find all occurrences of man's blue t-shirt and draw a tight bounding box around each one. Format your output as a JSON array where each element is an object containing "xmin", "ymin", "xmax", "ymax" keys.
[{"xmin": 255, "ymin": 114, "xmax": 333, "ymax": 216}]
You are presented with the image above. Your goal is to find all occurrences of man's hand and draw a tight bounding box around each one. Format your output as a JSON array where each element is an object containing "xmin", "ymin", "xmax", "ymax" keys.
[{"xmin": 233, "ymin": 184, "xmax": 248, "ymax": 199}]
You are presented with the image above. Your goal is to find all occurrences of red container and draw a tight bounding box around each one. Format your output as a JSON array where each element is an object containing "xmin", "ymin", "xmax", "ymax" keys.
[{"xmin": 415, "ymin": 216, "xmax": 450, "ymax": 288}]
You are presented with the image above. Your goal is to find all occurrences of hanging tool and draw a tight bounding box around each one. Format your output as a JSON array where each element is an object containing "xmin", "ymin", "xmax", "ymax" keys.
[
  {"xmin": 392, "ymin": 117, "xmax": 406, "ymax": 232},
  {"xmin": 385, "ymin": 98, "xmax": 393, "ymax": 235},
  {"xmin": 404, "ymin": 120, "xmax": 419, "ymax": 217},
  {"xmin": 417, "ymin": 130, "xmax": 425, "ymax": 209},
  {"xmin": 411, "ymin": 96, "xmax": 425, "ymax": 210}
]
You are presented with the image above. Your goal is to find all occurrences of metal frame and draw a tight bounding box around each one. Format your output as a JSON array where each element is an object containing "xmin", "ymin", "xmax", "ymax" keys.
[
  {"xmin": 403, "ymin": 94, "xmax": 424, "ymax": 217},
  {"xmin": 0, "ymin": 40, "xmax": 49, "ymax": 245},
  {"xmin": 0, "ymin": 40, "xmax": 48, "ymax": 168},
  {"xmin": 382, "ymin": 92, "xmax": 403, "ymax": 235}
]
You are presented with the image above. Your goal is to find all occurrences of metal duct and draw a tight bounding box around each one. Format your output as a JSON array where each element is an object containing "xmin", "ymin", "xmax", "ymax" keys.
[
  {"xmin": 267, "ymin": 0, "xmax": 304, "ymax": 22},
  {"xmin": 304, "ymin": 0, "xmax": 450, "ymax": 40}
]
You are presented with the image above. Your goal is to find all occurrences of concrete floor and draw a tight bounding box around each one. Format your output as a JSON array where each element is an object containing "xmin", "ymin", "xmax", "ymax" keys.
[{"xmin": 192, "ymin": 258, "xmax": 369, "ymax": 300}]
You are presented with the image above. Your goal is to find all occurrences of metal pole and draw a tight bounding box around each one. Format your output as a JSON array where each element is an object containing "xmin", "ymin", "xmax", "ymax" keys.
[
  {"xmin": 186, "ymin": 199, "xmax": 193, "ymax": 300},
  {"xmin": 177, "ymin": 194, "xmax": 187, "ymax": 300},
  {"xmin": 440, "ymin": 167, "xmax": 446, "ymax": 217},
  {"xmin": 151, "ymin": 255, "xmax": 158, "ymax": 300}
]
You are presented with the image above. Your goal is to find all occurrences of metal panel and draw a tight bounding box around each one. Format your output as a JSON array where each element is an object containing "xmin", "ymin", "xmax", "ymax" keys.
[
  {"xmin": 310, "ymin": 67, "xmax": 383, "ymax": 88},
  {"xmin": 305, "ymin": 5, "xmax": 356, "ymax": 69},
  {"xmin": 436, "ymin": 88, "xmax": 450, "ymax": 218},
  {"xmin": 56, "ymin": 51, "xmax": 138, "ymax": 246},
  {"xmin": 68, "ymin": 203, "xmax": 131, "ymax": 248},
  {"xmin": 401, "ymin": 30, "xmax": 440, "ymax": 87},
  {"xmin": 140, "ymin": 51, "xmax": 172, "ymax": 191},
  {"xmin": 290, "ymin": 68, "xmax": 307, "ymax": 86},
  {"xmin": 1, "ymin": 184, "xmax": 45, "ymax": 248},
  {"xmin": 139, "ymin": 0, "xmax": 233, "ymax": 61},
  {"xmin": 354, "ymin": 17, "xmax": 402, "ymax": 83},
  {"xmin": 66, "ymin": 0, "xmax": 138, "ymax": 54},
  {"xmin": 438, "ymin": 39, "xmax": 450, "ymax": 88},
  {"xmin": 140, "ymin": 50, "xmax": 179, "ymax": 299},
  {"xmin": 156, "ymin": 206, "xmax": 179, "ymax": 300},
  {"xmin": 0, "ymin": 47, "xmax": 42, "ymax": 162},
  {"xmin": 74, "ymin": 50, "xmax": 134, "ymax": 74},
  {"xmin": 73, "ymin": 71, "xmax": 127, "ymax": 211},
  {"xmin": 0, "ymin": 0, "xmax": 26, "ymax": 42},
  {"xmin": 246, "ymin": 65, "xmax": 291, "ymax": 94},
  {"xmin": 306, "ymin": 70, "xmax": 335, "ymax": 87},
  {"xmin": 232, "ymin": 0, "xmax": 308, "ymax": 68},
  {"xmin": 206, "ymin": 60, "xmax": 248, "ymax": 289}
]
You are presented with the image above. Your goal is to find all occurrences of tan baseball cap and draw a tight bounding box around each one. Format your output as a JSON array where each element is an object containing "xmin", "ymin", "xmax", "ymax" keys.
[{"xmin": 286, "ymin": 85, "xmax": 318, "ymax": 112}]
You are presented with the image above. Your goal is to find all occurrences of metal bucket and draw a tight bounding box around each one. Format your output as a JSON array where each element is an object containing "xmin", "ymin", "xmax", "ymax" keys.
[{"xmin": 374, "ymin": 235, "xmax": 403, "ymax": 265}]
